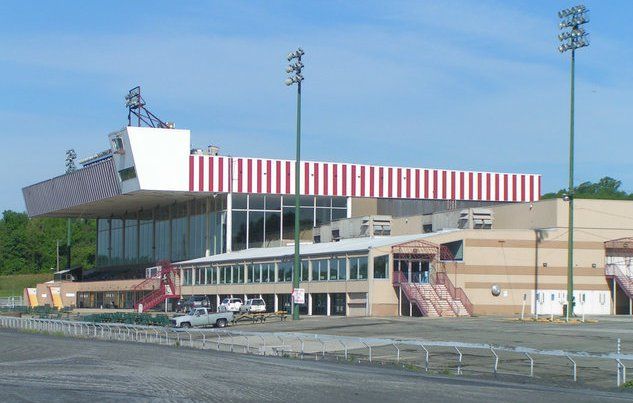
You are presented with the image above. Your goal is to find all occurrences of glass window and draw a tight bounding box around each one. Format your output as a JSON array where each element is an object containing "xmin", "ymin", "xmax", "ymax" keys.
[
  {"xmin": 124, "ymin": 219, "xmax": 138, "ymax": 264},
  {"xmin": 441, "ymin": 240, "xmax": 464, "ymax": 261},
  {"xmin": 97, "ymin": 219, "xmax": 110, "ymax": 266},
  {"xmin": 350, "ymin": 256, "xmax": 368, "ymax": 280},
  {"xmin": 301, "ymin": 260, "xmax": 309, "ymax": 281},
  {"xmin": 312, "ymin": 259, "xmax": 328, "ymax": 281},
  {"xmin": 171, "ymin": 204, "xmax": 188, "ymax": 261},
  {"xmin": 265, "ymin": 195, "xmax": 281, "ymax": 210},
  {"xmin": 264, "ymin": 211, "xmax": 281, "ymax": 247},
  {"xmin": 233, "ymin": 194, "xmax": 247, "ymax": 209},
  {"xmin": 332, "ymin": 197, "xmax": 347, "ymax": 208},
  {"xmin": 232, "ymin": 211, "xmax": 247, "ymax": 251},
  {"xmin": 331, "ymin": 293, "xmax": 346, "ymax": 316},
  {"xmin": 329, "ymin": 258, "xmax": 346, "ymax": 280},
  {"xmin": 316, "ymin": 196, "xmax": 331, "ymax": 207},
  {"xmin": 332, "ymin": 208, "xmax": 347, "ymax": 221},
  {"xmin": 278, "ymin": 261, "xmax": 292, "ymax": 282},
  {"xmin": 155, "ymin": 207, "xmax": 170, "ymax": 261},
  {"xmin": 206, "ymin": 267, "xmax": 215, "ymax": 284},
  {"xmin": 138, "ymin": 212, "xmax": 153, "ymax": 265},
  {"xmin": 110, "ymin": 218, "xmax": 123, "ymax": 265},
  {"xmin": 373, "ymin": 255, "xmax": 389, "ymax": 279},
  {"xmin": 248, "ymin": 211, "xmax": 265, "ymax": 249},
  {"xmin": 233, "ymin": 265, "xmax": 244, "ymax": 283},
  {"xmin": 262, "ymin": 263, "xmax": 273, "ymax": 283},
  {"xmin": 249, "ymin": 194, "xmax": 265, "ymax": 210},
  {"xmin": 315, "ymin": 208, "xmax": 330, "ymax": 227},
  {"xmin": 182, "ymin": 268, "xmax": 192, "ymax": 286},
  {"xmin": 250, "ymin": 264, "xmax": 261, "ymax": 283},
  {"xmin": 282, "ymin": 207, "xmax": 314, "ymax": 240}
]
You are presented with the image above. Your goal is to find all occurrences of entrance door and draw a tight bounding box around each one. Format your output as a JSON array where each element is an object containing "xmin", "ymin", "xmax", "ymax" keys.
[{"xmin": 411, "ymin": 261, "xmax": 430, "ymax": 283}]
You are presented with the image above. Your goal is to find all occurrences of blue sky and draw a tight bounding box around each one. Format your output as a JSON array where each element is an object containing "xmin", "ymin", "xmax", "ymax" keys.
[{"xmin": 1, "ymin": 1, "xmax": 632, "ymax": 212}]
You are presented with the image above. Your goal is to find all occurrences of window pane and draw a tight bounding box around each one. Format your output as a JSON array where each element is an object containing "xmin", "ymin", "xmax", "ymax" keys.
[
  {"xmin": 373, "ymin": 255, "xmax": 389, "ymax": 279},
  {"xmin": 264, "ymin": 211, "xmax": 281, "ymax": 247},
  {"xmin": 316, "ymin": 196, "xmax": 331, "ymax": 207},
  {"xmin": 233, "ymin": 194, "xmax": 247, "ymax": 209},
  {"xmin": 315, "ymin": 208, "xmax": 330, "ymax": 227},
  {"xmin": 282, "ymin": 208, "xmax": 312, "ymax": 239},
  {"xmin": 337, "ymin": 258, "xmax": 346, "ymax": 280},
  {"xmin": 332, "ymin": 197, "xmax": 347, "ymax": 208},
  {"xmin": 249, "ymin": 211, "xmax": 265, "ymax": 249},
  {"xmin": 249, "ymin": 194, "xmax": 265, "ymax": 210},
  {"xmin": 332, "ymin": 208, "xmax": 347, "ymax": 221},
  {"xmin": 265, "ymin": 195, "xmax": 281, "ymax": 210},
  {"xmin": 301, "ymin": 260, "xmax": 309, "ymax": 281},
  {"xmin": 350, "ymin": 258, "xmax": 359, "ymax": 280},
  {"xmin": 359, "ymin": 256, "xmax": 368, "ymax": 279},
  {"xmin": 232, "ymin": 211, "xmax": 247, "ymax": 251}
]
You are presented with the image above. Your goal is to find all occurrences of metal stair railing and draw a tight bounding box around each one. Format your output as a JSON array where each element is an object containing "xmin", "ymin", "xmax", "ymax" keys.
[
  {"xmin": 606, "ymin": 265, "xmax": 633, "ymax": 299},
  {"xmin": 433, "ymin": 272, "xmax": 474, "ymax": 316}
]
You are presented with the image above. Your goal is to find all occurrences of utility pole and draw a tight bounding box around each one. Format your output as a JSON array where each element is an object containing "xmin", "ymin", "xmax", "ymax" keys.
[
  {"xmin": 65, "ymin": 149, "xmax": 77, "ymax": 269},
  {"xmin": 285, "ymin": 48, "xmax": 305, "ymax": 321},
  {"xmin": 557, "ymin": 5, "xmax": 589, "ymax": 320}
]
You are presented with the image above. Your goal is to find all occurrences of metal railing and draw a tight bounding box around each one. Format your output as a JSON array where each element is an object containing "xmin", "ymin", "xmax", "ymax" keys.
[
  {"xmin": 1, "ymin": 315, "xmax": 632, "ymax": 387},
  {"xmin": 0, "ymin": 296, "xmax": 24, "ymax": 308}
]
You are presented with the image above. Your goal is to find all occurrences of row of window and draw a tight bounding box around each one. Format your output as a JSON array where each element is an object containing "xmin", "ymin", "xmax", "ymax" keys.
[{"xmin": 181, "ymin": 255, "xmax": 389, "ymax": 285}]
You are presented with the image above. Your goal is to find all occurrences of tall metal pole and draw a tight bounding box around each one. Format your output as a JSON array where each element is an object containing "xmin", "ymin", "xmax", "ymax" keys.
[
  {"xmin": 293, "ymin": 75, "xmax": 302, "ymax": 321},
  {"xmin": 285, "ymin": 48, "xmax": 305, "ymax": 321},
  {"xmin": 566, "ymin": 49, "xmax": 575, "ymax": 319},
  {"xmin": 558, "ymin": 4, "xmax": 588, "ymax": 319}
]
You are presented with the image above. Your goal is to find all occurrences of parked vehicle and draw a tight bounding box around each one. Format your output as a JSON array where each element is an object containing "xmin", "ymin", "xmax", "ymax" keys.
[
  {"xmin": 177, "ymin": 295, "xmax": 210, "ymax": 312},
  {"xmin": 239, "ymin": 298, "xmax": 266, "ymax": 313},
  {"xmin": 219, "ymin": 297, "xmax": 243, "ymax": 312},
  {"xmin": 171, "ymin": 307, "xmax": 233, "ymax": 328}
]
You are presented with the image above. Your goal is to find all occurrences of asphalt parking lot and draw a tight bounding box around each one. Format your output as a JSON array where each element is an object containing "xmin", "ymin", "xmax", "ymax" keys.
[
  {"xmin": 1, "ymin": 328, "xmax": 631, "ymax": 403},
  {"xmin": 236, "ymin": 315, "xmax": 633, "ymax": 355}
]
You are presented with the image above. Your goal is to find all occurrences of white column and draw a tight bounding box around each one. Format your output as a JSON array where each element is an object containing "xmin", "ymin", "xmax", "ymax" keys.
[
  {"xmin": 226, "ymin": 193, "xmax": 233, "ymax": 252},
  {"xmin": 346, "ymin": 197, "xmax": 352, "ymax": 218},
  {"xmin": 205, "ymin": 197, "xmax": 211, "ymax": 257},
  {"xmin": 308, "ymin": 293, "xmax": 313, "ymax": 316},
  {"xmin": 398, "ymin": 287, "xmax": 402, "ymax": 317},
  {"xmin": 345, "ymin": 293, "xmax": 349, "ymax": 317},
  {"xmin": 274, "ymin": 294, "xmax": 278, "ymax": 312},
  {"xmin": 327, "ymin": 293, "xmax": 331, "ymax": 316},
  {"xmin": 216, "ymin": 295, "xmax": 220, "ymax": 310},
  {"xmin": 244, "ymin": 294, "xmax": 248, "ymax": 303}
]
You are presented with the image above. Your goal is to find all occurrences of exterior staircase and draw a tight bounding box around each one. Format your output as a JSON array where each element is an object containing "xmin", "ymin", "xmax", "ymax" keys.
[
  {"xmin": 605, "ymin": 264, "xmax": 633, "ymax": 299},
  {"xmin": 393, "ymin": 271, "xmax": 473, "ymax": 317},
  {"xmin": 133, "ymin": 263, "xmax": 181, "ymax": 313}
]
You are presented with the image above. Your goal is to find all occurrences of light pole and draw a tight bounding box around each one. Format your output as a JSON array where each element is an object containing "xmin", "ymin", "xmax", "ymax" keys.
[
  {"xmin": 285, "ymin": 48, "xmax": 305, "ymax": 321},
  {"xmin": 558, "ymin": 5, "xmax": 589, "ymax": 320}
]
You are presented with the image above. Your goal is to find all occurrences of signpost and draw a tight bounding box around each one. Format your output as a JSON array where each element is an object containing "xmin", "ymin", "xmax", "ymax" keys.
[{"xmin": 292, "ymin": 288, "xmax": 305, "ymax": 305}]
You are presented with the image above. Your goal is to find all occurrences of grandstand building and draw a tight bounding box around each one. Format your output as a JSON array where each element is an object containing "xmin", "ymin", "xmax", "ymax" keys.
[{"xmin": 22, "ymin": 125, "xmax": 633, "ymax": 317}]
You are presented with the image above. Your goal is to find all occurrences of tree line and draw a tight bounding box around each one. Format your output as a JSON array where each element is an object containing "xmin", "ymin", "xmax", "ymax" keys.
[{"xmin": 0, "ymin": 211, "xmax": 95, "ymax": 275}]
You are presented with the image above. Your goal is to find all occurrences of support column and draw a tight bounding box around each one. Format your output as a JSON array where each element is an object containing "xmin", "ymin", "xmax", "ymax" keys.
[
  {"xmin": 398, "ymin": 287, "xmax": 402, "ymax": 317},
  {"xmin": 308, "ymin": 293, "xmax": 313, "ymax": 316},
  {"xmin": 409, "ymin": 301, "xmax": 412, "ymax": 317},
  {"xmin": 274, "ymin": 294, "xmax": 278, "ymax": 312},
  {"xmin": 216, "ymin": 295, "xmax": 220, "ymax": 310},
  {"xmin": 226, "ymin": 193, "xmax": 233, "ymax": 253},
  {"xmin": 326, "ymin": 293, "xmax": 331, "ymax": 316},
  {"xmin": 614, "ymin": 277, "xmax": 617, "ymax": 315}
]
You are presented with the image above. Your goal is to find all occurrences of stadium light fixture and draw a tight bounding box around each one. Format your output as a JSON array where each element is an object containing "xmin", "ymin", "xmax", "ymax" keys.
[
  {"xmin": 558, "ymin": 4, "xmax": 589, "ymax": 321},
  {"xmin": 285, "ymin": 47, "xmax": 304, "ymax": 321}
]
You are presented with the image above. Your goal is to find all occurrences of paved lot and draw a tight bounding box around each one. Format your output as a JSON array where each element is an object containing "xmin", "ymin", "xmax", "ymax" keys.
[
  {"xmin": 1, "ymin": 329, "xmax": 631, "ymax": 403},
  {"xmin": 237, "ymin": 315, "xmax": 633, "ymax": 355}
]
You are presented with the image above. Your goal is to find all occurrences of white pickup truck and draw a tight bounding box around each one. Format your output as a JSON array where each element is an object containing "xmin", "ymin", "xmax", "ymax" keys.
[{"xmin": 171, "ymin": 307, "xmax": 234, "ymax": 328}]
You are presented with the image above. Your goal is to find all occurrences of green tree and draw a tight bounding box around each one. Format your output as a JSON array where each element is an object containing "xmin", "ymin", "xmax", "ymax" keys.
[
  {"xmin": 0, "ymin": 210, "xmax": 95, "ymax": 275},
  {"xmin": 542, "ymin": 177, "xmax": 633, "ymax": 200}
]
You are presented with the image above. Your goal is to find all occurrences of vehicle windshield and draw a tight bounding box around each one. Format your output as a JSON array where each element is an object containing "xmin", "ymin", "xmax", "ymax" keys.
[{"xmin": 221, "ymin": 299, "xmax": 230, "ymax": 304}]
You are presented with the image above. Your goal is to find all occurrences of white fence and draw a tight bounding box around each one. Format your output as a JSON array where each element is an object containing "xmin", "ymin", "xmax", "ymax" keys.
[
  {"xmin": 0, "ymin": 296, "xmax": 23, "ymax": 308},
  {"xmin": 1, "ymin": 315, "xmax": 631, "ymax": 387}
]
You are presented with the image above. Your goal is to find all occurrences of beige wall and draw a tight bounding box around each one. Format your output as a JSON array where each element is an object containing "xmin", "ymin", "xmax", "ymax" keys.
[{"xmin": 351, "ymin": 198, "xmax": 378, "ymax": 217}]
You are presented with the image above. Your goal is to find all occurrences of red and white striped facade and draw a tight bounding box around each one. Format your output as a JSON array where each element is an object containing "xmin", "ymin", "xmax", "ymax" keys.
[{"xmin": 188, "ymin": 155, "xmax": 541, "ymax": 202}]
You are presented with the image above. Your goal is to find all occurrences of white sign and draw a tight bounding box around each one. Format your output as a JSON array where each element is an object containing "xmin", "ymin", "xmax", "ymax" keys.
[
  {"xmin": 292, "ymin": 288, "xmax": 305, "ymax": 304},
  {"xmin": 65, "ymin": 293, "xmax": 76, "ymax": 298}
]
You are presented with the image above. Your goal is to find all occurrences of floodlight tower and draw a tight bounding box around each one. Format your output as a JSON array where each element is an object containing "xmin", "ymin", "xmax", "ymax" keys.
[
  {"xmin": 558, "ymin": 5, "xmax": 589, "ymax": 320},
  {"xmin": 285, "ymin": 48, "xmax": 305, "ymax": 321}
]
